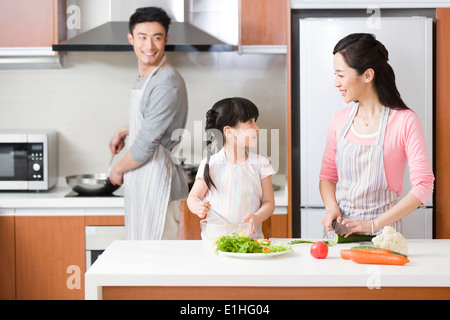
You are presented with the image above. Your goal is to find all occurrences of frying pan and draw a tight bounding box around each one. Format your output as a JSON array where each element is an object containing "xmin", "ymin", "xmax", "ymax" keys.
[{"xmin": 66, "ymin": 173, "xmax": 120, "ymax": 195}]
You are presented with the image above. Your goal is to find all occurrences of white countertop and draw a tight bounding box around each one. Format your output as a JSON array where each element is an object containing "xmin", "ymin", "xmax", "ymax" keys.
[
  {"xmin": 0, "ymin": 186, "xmax": 124, "ymax": 212},
  {"xmin": 85, "ymin": 239, "xmax": 450, "ymax": 299},
  {"xmin": 0, "ymin": 175, "xmax": 288, "ymax": 212}
]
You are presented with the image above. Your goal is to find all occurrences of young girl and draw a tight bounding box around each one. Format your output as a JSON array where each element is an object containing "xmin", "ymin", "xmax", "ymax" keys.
[{"xmin": 187, "ymin": 97, "xmax": 275, "ymax": 238}]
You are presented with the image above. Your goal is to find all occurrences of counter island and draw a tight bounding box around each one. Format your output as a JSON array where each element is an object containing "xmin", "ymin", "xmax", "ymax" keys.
[{"xmin": 85, "ymin": 239, "xmax": 450, "ymax": 300}]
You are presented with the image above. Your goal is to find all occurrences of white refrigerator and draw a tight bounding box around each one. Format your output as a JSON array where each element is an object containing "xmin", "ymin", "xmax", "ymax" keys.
[{"xmin": 298, "ymin": 17, "xmax": 433, "ymax": 239}]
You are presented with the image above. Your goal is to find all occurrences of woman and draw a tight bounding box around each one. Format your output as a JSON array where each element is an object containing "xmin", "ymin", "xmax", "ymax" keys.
[{"xmin": 320, "ymin": 33, "xmax": 434, "ymax": 236}]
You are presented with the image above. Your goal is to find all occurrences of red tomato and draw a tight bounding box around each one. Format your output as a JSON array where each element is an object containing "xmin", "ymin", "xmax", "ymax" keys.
[{"xmin": 310, "ymin": 241, "xmax": 328, "ymax": 259}]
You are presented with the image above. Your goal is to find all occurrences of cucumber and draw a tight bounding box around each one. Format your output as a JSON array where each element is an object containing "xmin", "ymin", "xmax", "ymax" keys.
[
  {"xmin": 288, "ymin": 239, "xmax": 336, "ymax": 246},
  {"xmin": 389, "ymin": 250, "xmax": 408, "ymax": 258},
  {"xmin": 350, "ymin": 245, "xmax": 408, "ymax": 258},
  {"xmin": 336, "ymin": 234, "xmax": 375, "ymax": 243},
  {"xmin": 351, "ymin": 245, "xmax": 378, "ymax": 249}
]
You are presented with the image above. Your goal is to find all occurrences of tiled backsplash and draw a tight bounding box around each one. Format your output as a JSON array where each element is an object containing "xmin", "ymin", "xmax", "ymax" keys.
[{"xmin": 0, "ymin": 51, "xmax": 287, "ymax": 177}]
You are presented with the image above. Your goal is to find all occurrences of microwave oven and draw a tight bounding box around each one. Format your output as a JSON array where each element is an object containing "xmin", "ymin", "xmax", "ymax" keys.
[{"xmin": 0, "ymin": 130, "xmax": 58, "ymax": 191}]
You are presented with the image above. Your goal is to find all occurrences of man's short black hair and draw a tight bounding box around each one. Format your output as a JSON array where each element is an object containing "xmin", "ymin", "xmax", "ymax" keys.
[{"xmin": 128, "ymin": 7, "xmax": 171, "ymax": 35}]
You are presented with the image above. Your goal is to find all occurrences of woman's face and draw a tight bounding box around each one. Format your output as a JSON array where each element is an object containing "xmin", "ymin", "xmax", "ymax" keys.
[{"xmin": 333, "ymin": 52, "xmax": 370, "ymax": 104}]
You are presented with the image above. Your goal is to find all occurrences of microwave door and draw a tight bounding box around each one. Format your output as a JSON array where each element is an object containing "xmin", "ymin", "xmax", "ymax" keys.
[{"xmin": 0, "ymin": 143, "xmax": 28, "ymax": 181}]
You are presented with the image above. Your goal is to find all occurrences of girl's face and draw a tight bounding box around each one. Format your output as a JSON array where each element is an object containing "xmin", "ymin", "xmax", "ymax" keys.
[
  {"xmin": 333, "ymin": 52, "xmax": 372, "ymax": 103},
  {"xmin": 226, "ymin": 118, "xmax": 259, "ymax": 148}
]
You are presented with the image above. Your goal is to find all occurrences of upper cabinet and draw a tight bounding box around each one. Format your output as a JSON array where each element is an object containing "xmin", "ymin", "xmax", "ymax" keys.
[
  {"xmin": 0, "ymin": 0, "xmax": 289, "ymax": 57},
  {"xmin": 0, "ymin": 0, "xmax": 66, "ymax": 48},
  {"xmin": 0, "ymin": 0, "xmax": 66, "ymax": 68},
  {"xmin": 239, "ymin": 0, "xmax": 289, "ymax": 53}
]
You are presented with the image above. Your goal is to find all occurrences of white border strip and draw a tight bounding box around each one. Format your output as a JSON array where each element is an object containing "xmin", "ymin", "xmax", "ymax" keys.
[{"xmin": 291, "ymin": 1, "xmax": 450, "ymax": 9}]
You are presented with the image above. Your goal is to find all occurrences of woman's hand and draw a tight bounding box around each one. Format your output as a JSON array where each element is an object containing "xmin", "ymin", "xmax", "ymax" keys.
[
  {"xmin": 319, "ymin": 180, "xmax": 342, "ymax": 231},
  {"xmin": 341, "ymin": 219, "xmax": 372, "ymax": 236},
  {"xmin": 322, "ymin": 204, "xmax": 342, "ymax": 231}
]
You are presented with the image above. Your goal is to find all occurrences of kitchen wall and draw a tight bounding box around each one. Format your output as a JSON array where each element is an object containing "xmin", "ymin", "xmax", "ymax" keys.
[{"xmin": 0, "ymin": 51, "xmax": 287, "ymax": 178}]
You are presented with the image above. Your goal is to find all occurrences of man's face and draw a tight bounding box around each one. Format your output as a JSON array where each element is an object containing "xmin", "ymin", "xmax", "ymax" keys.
[{"xmin": 128, "ymin": 21, "xmax": 168, "ymax": 76}]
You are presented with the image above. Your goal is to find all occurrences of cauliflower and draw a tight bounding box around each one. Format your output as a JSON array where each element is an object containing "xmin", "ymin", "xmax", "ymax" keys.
[{"xmin": 372, "ymin": 226, "xmax": 408, "ymax": 255}]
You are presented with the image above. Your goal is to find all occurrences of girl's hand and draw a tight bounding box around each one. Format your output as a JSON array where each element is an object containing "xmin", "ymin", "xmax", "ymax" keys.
[
  {"xmin": 187, "ymin": 179, "xmax": 209, "ymax": 219},
  {"xmin": 191, "ymin": 199, "xmax": 210, "ymax": 219},
  {"xmin": 322, "ymin": 205, "xmax": 342, "ymax": 231},
  {"xmin": 243, "ymin": 213, "xmax": 262, "ymax": 235}
]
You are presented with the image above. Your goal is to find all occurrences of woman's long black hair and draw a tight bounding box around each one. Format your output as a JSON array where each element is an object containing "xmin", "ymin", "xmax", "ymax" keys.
[
  {"xmin": 203, "ymin": 97, "xmax": 259, "ymax": 190},
  {"xmin": 333, "ymin": 33, "xmax": 409, "ymax": 110}
]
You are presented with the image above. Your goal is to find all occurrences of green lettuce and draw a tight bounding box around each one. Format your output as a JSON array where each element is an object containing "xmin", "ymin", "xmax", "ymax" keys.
[{"xmin": 215, "ymin": 232, "xmax": 292, "ymax": 254}]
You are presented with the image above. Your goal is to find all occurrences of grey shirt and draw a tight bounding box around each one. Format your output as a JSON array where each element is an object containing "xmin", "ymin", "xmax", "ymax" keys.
[{"xmin": 129, "ymin": 65, "xmax": 188, "ymax": 201}]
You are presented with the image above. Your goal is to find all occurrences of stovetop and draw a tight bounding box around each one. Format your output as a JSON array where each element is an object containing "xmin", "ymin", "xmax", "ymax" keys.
[{"xmin": 65, "ymin": 191, "xmax": 123, "ymax": 198}]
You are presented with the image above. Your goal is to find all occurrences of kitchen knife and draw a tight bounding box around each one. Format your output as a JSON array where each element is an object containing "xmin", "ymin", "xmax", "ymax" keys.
[{"xmin": 332, "ymin": 220, "xmax": 349, "ymax": 235}]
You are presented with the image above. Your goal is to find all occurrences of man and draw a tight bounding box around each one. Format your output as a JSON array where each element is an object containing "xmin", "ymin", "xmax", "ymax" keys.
[{"xmin": 109, "ymin": 7, "xmax": 188, "ymax": 240}]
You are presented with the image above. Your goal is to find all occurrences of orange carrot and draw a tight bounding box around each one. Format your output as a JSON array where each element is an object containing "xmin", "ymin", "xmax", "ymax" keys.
[
  {"xmin": 340, "ymin": 249, "xmax": 352, "ymax": 260},
  {"xmin": 349, "ymin": 250, "xmax": 409, "ymax": 265},
  {"xmin": 340, "ymin": 248, "xmax": 391, "ymax": 260}
]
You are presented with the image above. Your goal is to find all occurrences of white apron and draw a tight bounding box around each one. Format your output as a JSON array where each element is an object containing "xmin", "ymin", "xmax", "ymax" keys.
[
  {"xmin": 334, "ymin": 104, "xmax": 401, "ymax": 235},
  {"xmin": 123, "ymin": 56, "xmax": 172, "ymax": 240},
  {"xmin": 205, "ymin": 150, "xmax": 265, "ymax": 239}
]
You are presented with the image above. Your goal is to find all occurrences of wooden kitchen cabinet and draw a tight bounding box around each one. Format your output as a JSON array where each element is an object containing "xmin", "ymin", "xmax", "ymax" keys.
[
  {"xmin": 0, "ymin": 0, "xmax": 66, "ymax": 47},
  {"xmin": 15, "ymin": 216, "xmax": 85, "ymax": 300},
  {"xmin": 271, "ymin": 213, "xmax": 288, "ymax": 238},
  {"xmin": 179, "ymin": 200, "xmax": 202, "ymax": 240},
  {"xmin": 436, "ymin": 8, "xmax": 450, "ymax": 239},
  {"xmin": 86, "ymin": 215, "xmax": 125, "ymax": 226},
  {"xmin": 239, "ymin": 0, "xmax": 289, "ymax": 46},
  {"xmin": 0, "ymin": 216, "xmax": 15, "ymax": 300}
]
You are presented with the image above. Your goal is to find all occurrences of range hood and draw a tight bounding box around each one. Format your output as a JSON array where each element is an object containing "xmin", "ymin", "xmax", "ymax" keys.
[{"xmin": 52, "ymin": 21, "xmax": 235, "ymax": 52}]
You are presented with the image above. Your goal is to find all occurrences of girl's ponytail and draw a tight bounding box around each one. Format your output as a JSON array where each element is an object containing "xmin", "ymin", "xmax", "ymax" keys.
[{"xmin": 204, "ymin": 109, "xmax": 217, "ymax": 190}]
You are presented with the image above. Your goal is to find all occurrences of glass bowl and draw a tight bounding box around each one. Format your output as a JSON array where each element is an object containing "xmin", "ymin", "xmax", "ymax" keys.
[{"xmin": 200, "ymin": 219, "xmax": 253, "ymax": 245}]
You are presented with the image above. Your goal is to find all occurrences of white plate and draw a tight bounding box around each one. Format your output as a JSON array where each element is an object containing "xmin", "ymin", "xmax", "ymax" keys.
[{"xmin": 217, "ymin": 250, "xmax": 293, "ymax": 259}]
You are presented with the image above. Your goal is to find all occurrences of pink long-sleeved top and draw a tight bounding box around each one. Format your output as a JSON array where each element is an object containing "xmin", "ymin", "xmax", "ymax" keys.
[{"xmin": 319, "ymin": 104, "xmax": 434, "ymax": 205}]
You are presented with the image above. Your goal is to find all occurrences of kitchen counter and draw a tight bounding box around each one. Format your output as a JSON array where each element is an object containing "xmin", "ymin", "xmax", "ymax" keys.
[
  {"xmin": 0, "ymin": 186, "xmax": 124, "ymax": 211},
  {"xmin": 0, "ymin": 174, "xmax": 288, "ymax": 212},
  {"xmin": 85, "ymin": 239, "xmax": 450, "ymax": 300}
]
